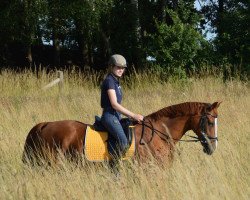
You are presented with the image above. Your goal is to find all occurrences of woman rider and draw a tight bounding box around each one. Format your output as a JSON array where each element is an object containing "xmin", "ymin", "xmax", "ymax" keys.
[{"xmin": 101, "ymin": 54, "xmax": 144, "ymax": 160}]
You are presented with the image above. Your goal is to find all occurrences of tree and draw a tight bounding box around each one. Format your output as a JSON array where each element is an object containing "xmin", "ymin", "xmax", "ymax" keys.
[
  {"xmin": 45, "ymin": 0, "xmax": 69, "ymax": 67},
  {"xmin": 0, "ymin": 0, "xmax": 47, "ymax": 67},
  {"xmin": 22, "ymin": 0, "xmax": 47, "ymax": 67},
  {"xmin": 146, "ymin": 1, "xmax": 205, "ymax": 73},
  {"xmin": 66, "ymin": 0, "xmax": 114, "ymax": 68},
  {"xmin": 107, "ymin": 0, "xmax": 143, "ymax": 66},
  {"xmin": 201, "ymin": 0, "xmax": 250, "ymax": 74}
]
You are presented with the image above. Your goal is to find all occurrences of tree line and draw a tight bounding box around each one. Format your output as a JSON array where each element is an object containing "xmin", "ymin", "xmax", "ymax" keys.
[{"xmin": 0, "ymin": 0, "xmax": 249, "ymax": 76}]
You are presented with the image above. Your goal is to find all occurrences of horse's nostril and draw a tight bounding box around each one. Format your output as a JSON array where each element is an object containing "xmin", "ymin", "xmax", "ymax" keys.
[
  {"xmin": 203, "ymin": 146, "xmax": 214, "ymax": 155},
  {"xmin": 203, "ymin": 148, "xmax": 208, "ymax": 154}
]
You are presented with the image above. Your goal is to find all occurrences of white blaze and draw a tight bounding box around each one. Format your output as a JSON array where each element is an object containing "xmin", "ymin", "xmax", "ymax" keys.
[{"xmin": 214, "ymin": 118, "xmax": 218, "ymax": 148}]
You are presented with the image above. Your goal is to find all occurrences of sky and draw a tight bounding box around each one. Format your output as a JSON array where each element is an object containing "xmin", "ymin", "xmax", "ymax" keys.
[{"xmin": 195, "ymin": 0, "xmax": 217, "ymax": 40}]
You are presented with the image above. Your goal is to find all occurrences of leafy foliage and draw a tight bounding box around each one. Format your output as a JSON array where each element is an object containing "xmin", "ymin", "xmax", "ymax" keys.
[
  {"xmin": 201, "ymin": 0, "xmax": 250, "ymax": 75},
  {"xmin": 146, "ymin": 8, "xmax": 205, "ymax": 75},
  {"xmin": 0, "ymin": 0, "xmax": 249, "ymax": 77}
]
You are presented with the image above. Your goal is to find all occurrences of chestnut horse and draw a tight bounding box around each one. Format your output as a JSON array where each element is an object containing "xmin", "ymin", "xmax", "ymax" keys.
[{"xmin": 22, "ymin": 101, "xmax": 221, "ymax": 164}]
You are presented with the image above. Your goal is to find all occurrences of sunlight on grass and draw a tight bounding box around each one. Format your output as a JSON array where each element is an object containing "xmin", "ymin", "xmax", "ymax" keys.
[{"xmin": 0, "ymin": 69, "xmax": 249, "ymax": 200}]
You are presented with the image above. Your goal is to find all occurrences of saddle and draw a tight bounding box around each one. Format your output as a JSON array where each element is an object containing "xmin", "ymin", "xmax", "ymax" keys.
[{"xmin": 84, "ymin": 116, "xmax": 135, "ymax": 162}]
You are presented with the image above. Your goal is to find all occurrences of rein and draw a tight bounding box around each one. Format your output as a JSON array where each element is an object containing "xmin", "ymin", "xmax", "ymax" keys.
[
  {"xmin": 138, "ymin": 120, "xmax": 200, "ymax": 145},
  {"xmin": 138, "ymin": 113, "xmax": 218, "ymax": 145}
]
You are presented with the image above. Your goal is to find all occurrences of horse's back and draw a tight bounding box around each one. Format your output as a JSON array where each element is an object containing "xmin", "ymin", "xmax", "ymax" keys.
[
  {"xmin": 25, "ymin": 120, "xmax": 87, "ymax": 142},
  {"xmin": 23, "ymin": 120, "xmax": 87, "ymax": 164},
  {"xmin": 37, "ymin": 120, "xmax": 87, "ymax": 144}
]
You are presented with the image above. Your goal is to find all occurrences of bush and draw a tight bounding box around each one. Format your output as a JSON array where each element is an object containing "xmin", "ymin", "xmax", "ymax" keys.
[{"xmin": 146, "ymin": 9, "xmax": 206, "ymax": 76}]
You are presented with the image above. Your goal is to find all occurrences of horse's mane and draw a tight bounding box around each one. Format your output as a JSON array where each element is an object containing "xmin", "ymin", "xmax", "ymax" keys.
[{"xmin": 148, "ymin": 102, "xmax": 211, "ymax": 121}]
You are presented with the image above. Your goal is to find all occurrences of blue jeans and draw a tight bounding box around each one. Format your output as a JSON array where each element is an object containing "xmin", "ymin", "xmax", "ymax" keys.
[{"xmin": 101, "ymin": 108, "xmax": 128, "ymax": 158}]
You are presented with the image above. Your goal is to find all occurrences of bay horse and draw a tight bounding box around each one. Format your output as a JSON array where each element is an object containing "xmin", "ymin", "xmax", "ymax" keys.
[{"xmin": 22, "ymin": 101, "xmax": 221, "ymax": 165}]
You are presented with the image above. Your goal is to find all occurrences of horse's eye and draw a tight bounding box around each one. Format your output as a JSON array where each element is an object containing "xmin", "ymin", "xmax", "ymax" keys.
[{"xmin": 208, "ymin": 122, "xmax": 214, "ymax": 127}]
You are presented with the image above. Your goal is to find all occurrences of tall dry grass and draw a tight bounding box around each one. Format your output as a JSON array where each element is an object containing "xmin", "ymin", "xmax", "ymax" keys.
[{"xmin": 0, "ymin": 69, "xmax": 249, "ymax": 200}]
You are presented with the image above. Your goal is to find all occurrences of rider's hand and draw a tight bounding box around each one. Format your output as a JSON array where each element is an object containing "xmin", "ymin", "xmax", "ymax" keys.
[{"xmin": 133, "ymin": 114, "xmax": 144, "ymax": 122}]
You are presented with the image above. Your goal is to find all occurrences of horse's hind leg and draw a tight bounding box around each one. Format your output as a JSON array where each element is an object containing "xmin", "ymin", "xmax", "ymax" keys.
[
  {"xmin": 22, "ymin": 136, "xmax": 44, "ymax": 166},
  {"xmin": 22, "ymin": 144, "xmax": 36, "ymax": 166},
  {"xmin": 60, "ymin": 137, "xmax": 84, "ymax": 164},
  {"xmin": 63, "ymin": 146, "xmax": 83, "ymax": 165},
  {"xmin": 22, "ymin": 122, "xmax": 49, "ymax": 166}
]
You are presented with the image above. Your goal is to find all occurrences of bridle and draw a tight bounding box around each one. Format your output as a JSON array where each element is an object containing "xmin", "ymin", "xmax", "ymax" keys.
[
  {"xmin": 199, "ymin": 112, "xmax": 218, "ymax": 145},
  {"xmin": 138, "ymin": 112, "xmax": 218, "ymax": 145}
]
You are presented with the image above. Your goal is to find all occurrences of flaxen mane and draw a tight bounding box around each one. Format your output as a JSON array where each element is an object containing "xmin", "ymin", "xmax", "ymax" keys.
[{"xmin": 148, "ymin": 102, "xmax": 211, "ymax": 121}]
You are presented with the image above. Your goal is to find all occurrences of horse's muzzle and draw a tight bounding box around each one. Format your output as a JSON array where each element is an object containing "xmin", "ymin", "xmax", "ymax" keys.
[
  {"xmin": 203, "ymin": 145, "xmax": 215, "ymax": 155},
  {"xmin": 201, "ymin": 134, "xmax": 216, "ymax": 155}
]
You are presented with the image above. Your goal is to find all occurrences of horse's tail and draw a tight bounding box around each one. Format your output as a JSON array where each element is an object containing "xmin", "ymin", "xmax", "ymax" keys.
[{"xmin": 22, "ymin": 122, "xmax": 48, "ymax": 165}]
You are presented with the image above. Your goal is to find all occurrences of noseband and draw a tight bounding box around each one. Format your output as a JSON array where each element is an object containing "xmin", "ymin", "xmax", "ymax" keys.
[
  {"xmin": 138, "ymin": 112, "xmax": 218, "ymax": 145},
  {"xmin": 199, "ymin": 113, "xmax": 218, "ymax": 144}
]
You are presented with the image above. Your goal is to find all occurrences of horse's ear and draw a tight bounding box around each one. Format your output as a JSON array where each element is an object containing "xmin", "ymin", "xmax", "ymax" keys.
[{"xmin": 209, "ymin": 101, "xmax": 222, "ymax": 110}]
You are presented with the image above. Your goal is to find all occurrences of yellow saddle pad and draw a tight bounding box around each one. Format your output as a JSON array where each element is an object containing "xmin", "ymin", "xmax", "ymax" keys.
[{"xmin": 84, "ymin": 125, "xmax": 135, "ymax": 162}]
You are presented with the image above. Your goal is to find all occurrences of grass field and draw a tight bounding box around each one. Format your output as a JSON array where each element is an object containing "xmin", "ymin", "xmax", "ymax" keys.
[{"xmin": 0, "ymin": 69, "xmax": 249, "ymax": 200}]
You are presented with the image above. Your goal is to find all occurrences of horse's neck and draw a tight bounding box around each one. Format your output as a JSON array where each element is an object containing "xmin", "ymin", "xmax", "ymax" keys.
[{"xmin": 148, "ymin": 115, "xmax": 191, "ymax": 141}]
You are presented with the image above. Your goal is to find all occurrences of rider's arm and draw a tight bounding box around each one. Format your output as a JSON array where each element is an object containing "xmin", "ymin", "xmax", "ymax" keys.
[{"xmin": 107, "ymin": 89, "xmax": 143, "ymax": 122}]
